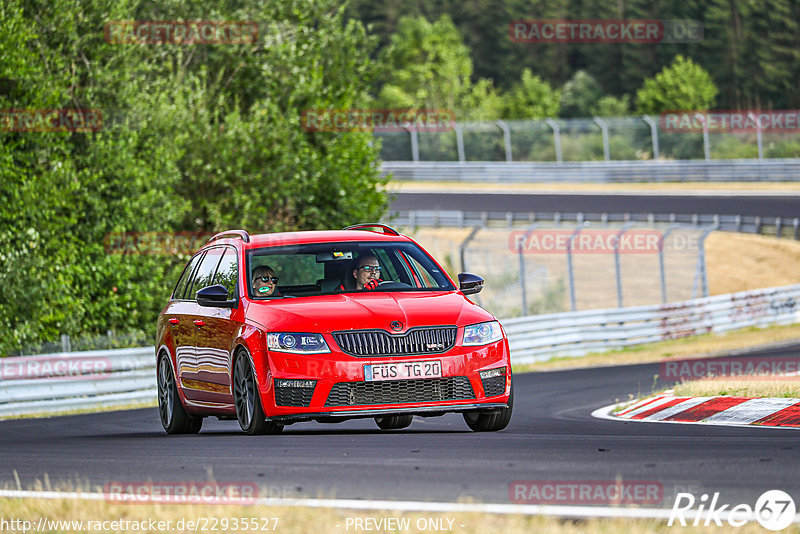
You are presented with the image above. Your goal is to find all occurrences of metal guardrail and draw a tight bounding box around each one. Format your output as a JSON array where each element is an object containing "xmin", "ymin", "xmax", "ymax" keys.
[
  {"xmin": 1, "ymin": 284, "xmax": 797, "ymax": 415},
  {"xmin": 503, "ymin": 284, "xmax": 800, "ymax": 363},
  {"xmin": 386, "ymin": 210, "xmax": 800, "ymax": 239},
  {"xmin": 381, "ymin": 160, "xmax": 800, "ymax": 182},
  {"xmin": 0, "ymin": 347, "xmax": 156, "ymax": 417}
]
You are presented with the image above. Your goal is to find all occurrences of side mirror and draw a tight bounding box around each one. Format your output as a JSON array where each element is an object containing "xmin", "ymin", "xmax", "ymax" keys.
[
  {"xmin": 458, "ymin": 273, "xmax": 484, "ymax": 295},
  {"xmin": 196, "ymin": 284, "xmax": 237, "ymax": 308}
]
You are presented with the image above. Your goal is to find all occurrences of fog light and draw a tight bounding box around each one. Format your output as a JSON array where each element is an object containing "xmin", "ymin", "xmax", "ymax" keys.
[{"xmin": 479, "ymin": 367, "xmax": 506, "ymax": 379}]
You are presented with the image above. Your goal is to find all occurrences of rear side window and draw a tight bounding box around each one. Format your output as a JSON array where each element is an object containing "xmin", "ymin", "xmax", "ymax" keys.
[
  {"xmin": 172, "ymin": 253, "xmax": 204, "ymax": 300},
  {"xmin": 186, "ymin": 248, "xmax": 225, "ymax": 300},
  {"xmin": 212, "ymin": 247, "xmax": 238, "ymax": 299}
]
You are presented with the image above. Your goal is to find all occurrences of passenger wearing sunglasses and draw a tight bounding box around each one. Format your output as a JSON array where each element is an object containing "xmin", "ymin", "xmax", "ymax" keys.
[
  {"xmin": 339, "ymin": 254, "xmax": 382, "ymax": 291},
  {"xmin": 252, "ymin": 265, "xmax": 280, "ymax": 296}
]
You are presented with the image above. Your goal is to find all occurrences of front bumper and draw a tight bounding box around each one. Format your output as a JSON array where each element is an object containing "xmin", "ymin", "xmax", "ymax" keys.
[{"xmin": 260, "ymin": 339, "xmax": 511, "ymax": 418}]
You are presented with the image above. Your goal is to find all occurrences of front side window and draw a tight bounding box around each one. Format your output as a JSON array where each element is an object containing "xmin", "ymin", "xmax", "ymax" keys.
[
  {"xmin": 186, "ymin": 247, "xmax": 225, "ymax": 300},
  {"xmin": 172, "ymin": 252, "xmax": 204, "ymax": 300},
  {"xmin": 246, "ymin": 241, "xmax": 454, "ymax": 298},
  {"xmin": 212, "ymin": 247, "xmax": 238, "ymax": 300}
]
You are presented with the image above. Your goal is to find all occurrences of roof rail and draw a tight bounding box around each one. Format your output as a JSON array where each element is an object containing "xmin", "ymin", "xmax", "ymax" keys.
[
  {"xmin": 343, "ymin": 223, "xmax": 401, "ymax": 236},
  {"xmin": 206, "ymin": 229, "xmax": 251, "ymax": 244}
]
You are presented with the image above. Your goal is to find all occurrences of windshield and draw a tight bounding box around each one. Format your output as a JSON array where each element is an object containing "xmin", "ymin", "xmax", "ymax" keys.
[{"xmin": 246, "ymin": 241, "xmax": 455, "ymax": 298}]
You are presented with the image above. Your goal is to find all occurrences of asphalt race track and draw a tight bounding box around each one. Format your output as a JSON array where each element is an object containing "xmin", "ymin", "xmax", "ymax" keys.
[
  {"xmin": 390, "ymin": 193, "xmax": 800, "ymax": 218},
  {"xmin": 1, "ymin": 343, "xmax": 798, "ymax": 509}
]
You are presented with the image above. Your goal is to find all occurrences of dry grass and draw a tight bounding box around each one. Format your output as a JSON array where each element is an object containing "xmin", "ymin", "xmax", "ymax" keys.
[
  {"xmin": 516, "ymin": 323, "xmax": 800, "ymax": 373},
  {"xmin": 0, "ymin": 494, "xmax": 795, "ymax": 534},
  {"xmin": 386, "ymin": 180, "xmax": 800, "ymax": 194},
  {"xmin": 673, "ymin": 377, "xmax": 800, "ymax": 398},
  {"xmin": 706, "ymin": 232, "xmax": 800, "ymax": 295}
]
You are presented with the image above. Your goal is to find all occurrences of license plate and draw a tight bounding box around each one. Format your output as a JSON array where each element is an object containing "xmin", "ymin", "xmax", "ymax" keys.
[{"xmin": 364, "ymin": 360, "xmax": 442, "ymax": 382}]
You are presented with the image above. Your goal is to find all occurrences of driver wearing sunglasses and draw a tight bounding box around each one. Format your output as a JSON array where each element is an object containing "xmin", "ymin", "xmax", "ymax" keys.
[
  {"xmin": 339, "ymin": 254, "xmax": 382, "ymax": 291},
  {"xmin": 252, "ymin": 265, "xmax": 279, "ymax": 296}
]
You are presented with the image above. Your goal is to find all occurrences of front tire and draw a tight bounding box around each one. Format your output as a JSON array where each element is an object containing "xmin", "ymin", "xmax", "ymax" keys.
[
  {"xmin": 374, "ymin": 414, "xmax": 413, "ymax": 430},
  {"xmin": 233, "ymin": 351, "xmax": 283, "ymax": 435},
  {"xmin": 463, "ymin": 380, "xmax": 513, "ymax": 432},
  {"xmin": 158, "ymin": 354, "xmax": 202, "ymax": 434}
]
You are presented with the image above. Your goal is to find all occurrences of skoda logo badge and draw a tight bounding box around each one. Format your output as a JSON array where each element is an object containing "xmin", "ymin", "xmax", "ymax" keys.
[{"xmin": 390, "ymin": 321, "xmax": 403, "ymax": 331}]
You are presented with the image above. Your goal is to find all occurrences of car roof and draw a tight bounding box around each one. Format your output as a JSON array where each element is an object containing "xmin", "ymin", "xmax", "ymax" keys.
[{"xmin": 208, "ymin": 229, "xmax": 412, "ymax": 250}]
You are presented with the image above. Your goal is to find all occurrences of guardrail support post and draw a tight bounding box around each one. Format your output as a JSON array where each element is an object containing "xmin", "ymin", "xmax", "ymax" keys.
[
  {"xmin": 776, "ymin": 217, "xmax": 783, "ymax": 238},
  {"xmin": 61, "ymin": 334, "xmax": 71, "ymax": 353},
  {"xmin": 545, "ymin": 119, "xmax": 563, "ymax": 163},
  {"xmin": 794, "ymin": 218, "xmax": 799, "ymax": 240}
]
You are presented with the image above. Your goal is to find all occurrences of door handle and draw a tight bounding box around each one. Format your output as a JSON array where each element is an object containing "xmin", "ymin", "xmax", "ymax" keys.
[
  {"xmin": 168, "ymin": 318, "xmax": 179, "ymax": 325},
  {"xmin": 193, "ymin": 320, "xmax": 206, "ymax": 327}
]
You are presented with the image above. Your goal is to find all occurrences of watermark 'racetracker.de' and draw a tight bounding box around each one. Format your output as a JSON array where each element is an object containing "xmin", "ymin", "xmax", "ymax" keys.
[
  {"xmin": 510, "ymin": 19, "xmax": 703, "ymax": 43},
  {"xmin": 103, "ymin": 481, "xmax": 261, "ymax": 505},
  {"xmin": 510, "ymin": 480, "xmax": 663, "ymax": 505},
  {"xmin": 661, "ymin": 110, "xmax": 800, "ymax": 133},
  {"xmin": 0, "ymin": 109, "xmax": 102, "ymax": 132},
  {"xmin": 509, "ymin": 229, "xmax": 698, "ymax": 254},
  {"xmin": 301, "ymin": 108, "xmax": 455, "ymax": 132},
  {"xmin": 104, "ymin": 20, "xmax": 259, "ymax": 44}
]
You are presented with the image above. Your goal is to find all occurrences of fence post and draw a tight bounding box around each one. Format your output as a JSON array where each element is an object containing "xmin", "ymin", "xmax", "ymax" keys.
[
  {"xmin": 695, "ymin": 113, "xmax": 711, "ymax": 161},
  {"xmin": 459, "ymin": 225, "xmax": 483, "ymax": 272},
  {"xmin": 658, "ymin": 225, "xmax": 679, "ymax": 303},
  {"xmin": 642, "ymin": 115, "xmax": 659, "ymax": 160},
  {"xmin": 61, "ymin": 334, "xmax": 71, "ymax": 353},
  {"xmin": 692, "ymin": 225, "xmax": 717, "ymax": 298},
  {"xmin": 748, "ymin": 112, "xmax": 763, "ymax": 161},
  {"xmin": 566, "ymin": 226, "xmax": 583, "ymax": 311},
  {"xmin": 453, "ymin": 122, "xmax": 465, "ymax": 163},
  {"xmin": 545, "ymin": 119, "xmax": 563, "ymax": 163},
  {"xmin": 497, "ymin": 120, "xmax": 513, "ymax": 162},
  {"xmin": 406, "ymin": 124, "xmax": 419, "ymax": 162},
  {"xmin": 614, "ymin": 223, "xmax": 635, "ymax": 308},
  {"xmin": 594, "ymin": 117, "xmax": 610, "ymax": 161}
]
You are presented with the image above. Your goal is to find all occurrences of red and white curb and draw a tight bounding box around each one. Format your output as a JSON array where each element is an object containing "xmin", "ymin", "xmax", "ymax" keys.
[{"xmin": 593, "ymin": 394, "xmax": 800, "ymax": 429}]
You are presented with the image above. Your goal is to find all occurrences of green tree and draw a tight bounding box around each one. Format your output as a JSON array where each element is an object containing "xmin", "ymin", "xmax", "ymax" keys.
[
  {"xmin": 635, "ymin": 55, "xmax": 718, "ymax": 114},
  {"xmin": 375, "ymin": 15, "xmax": 502, "ymax": 120},
  {"xmin": 501, "ymin": 68, "xmax": 560, "ymax": 119},
  {"xmin": 559, "ymin": 70, "xmax": 603, "ymax": 118}
]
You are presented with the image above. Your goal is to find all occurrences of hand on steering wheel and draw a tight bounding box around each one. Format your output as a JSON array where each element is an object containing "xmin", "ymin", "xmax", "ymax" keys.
[{"xmin": 363, "ymin": 278, "xmax": 383, "ymax": 291}]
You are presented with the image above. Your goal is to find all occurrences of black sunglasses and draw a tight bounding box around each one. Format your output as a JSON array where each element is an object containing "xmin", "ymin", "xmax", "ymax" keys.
[
  {"xmin": 359, "ymin": 265, "xmax": 381, "ymax": 273},
  {"xmin": 256, "ymin": 276, "xmax": 278, "ymax": 283}
]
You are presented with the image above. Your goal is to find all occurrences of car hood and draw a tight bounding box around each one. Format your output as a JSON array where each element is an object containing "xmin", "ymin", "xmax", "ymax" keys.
[{"xmin": 245, "ymin": 291, "xmax": 494, "ymax": 333}]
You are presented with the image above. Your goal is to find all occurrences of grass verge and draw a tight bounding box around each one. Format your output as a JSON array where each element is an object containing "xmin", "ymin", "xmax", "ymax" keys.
[
  {"xmin": 514, "ymin": 322, "xmax": 800, "ymax": 374},
  {"xmin": 672, "ymin": 377, "xmax": 800, "ymax": 398},
  {"xmin": 0, "ymin": 494, "xmax": 795, "ymax": 534}
]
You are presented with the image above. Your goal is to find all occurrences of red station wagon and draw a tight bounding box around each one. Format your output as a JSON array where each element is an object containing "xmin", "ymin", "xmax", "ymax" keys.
[{"xmin": 156, "ymin": 224, "xmax": 513, "ymax": 435}]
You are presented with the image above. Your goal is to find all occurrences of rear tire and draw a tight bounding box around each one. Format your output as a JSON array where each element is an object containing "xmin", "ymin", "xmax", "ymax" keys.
[
  {"xmin": 463, "ymin": 380, "xmax": 513, "ymax": 432},
  {"xmin": 374, "ymin": 414, "xmax": 413, "ymax": 430},
  {"xmin": 158, "ymin": 354, "xmax": 203, "ymax": 435},
  {"xmin": 233, "ymin": 351, "xmax": 283, "ymax": 435}
]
